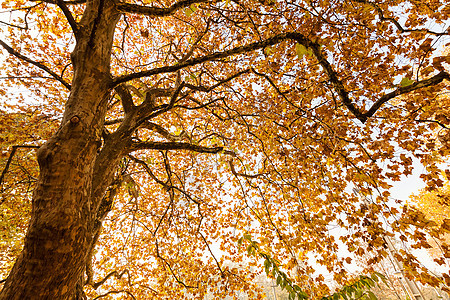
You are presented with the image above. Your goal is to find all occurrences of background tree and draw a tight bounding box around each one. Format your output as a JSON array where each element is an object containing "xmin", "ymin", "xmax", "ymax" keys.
[
  {"xmin": 410, "ymin": 179, "xmax": 450, "ymax": 264},
  {"xmin": 411, "ymin": 180, "xmax": 450, "ymax": 228},
  {"xmin": 0, "ymin": 0, "xmax": 449, "ymax": 299}
]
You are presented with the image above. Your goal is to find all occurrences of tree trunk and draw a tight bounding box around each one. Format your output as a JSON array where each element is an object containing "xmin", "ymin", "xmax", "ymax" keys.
[{"xmin": 0, "ymin": 1, "xmax": 121, "ymax": 298}]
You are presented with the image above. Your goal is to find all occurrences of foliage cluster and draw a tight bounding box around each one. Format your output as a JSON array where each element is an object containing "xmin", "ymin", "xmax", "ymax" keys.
[{"xmin": 0, "ymin": 0, "xmax": 449, "ymax": 298}]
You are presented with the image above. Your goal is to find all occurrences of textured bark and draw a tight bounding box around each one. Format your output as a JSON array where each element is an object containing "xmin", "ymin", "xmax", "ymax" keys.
[{"xmin": 0, "ymin": 0, "xmax": 121, "ymax": 298}]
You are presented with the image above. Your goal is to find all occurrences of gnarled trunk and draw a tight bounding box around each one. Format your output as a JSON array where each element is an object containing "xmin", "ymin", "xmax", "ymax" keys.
[{"xmin": 0, "ymin": 0, "xmax": 121, "ymax": 298}]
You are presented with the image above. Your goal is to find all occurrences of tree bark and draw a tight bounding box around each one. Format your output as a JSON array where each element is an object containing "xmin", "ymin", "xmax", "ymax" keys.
[{"xmin": 0, "ymin": 0, "xmax": 121, "ymax": 298}]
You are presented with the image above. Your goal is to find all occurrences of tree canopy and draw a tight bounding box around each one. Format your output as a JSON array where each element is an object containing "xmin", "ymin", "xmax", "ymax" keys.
[{"xmin": 0, "ymin": 0, "xmax": 449, "ymax": 298}]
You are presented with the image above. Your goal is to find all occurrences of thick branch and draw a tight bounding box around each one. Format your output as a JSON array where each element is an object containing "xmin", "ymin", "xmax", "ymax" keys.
[
  {"xmin": 116, "ymin": 0, "xmax": 211, "ymax": 17},
  {"xmin": 114, "ymin": 84, "xmax": 135, "ymax": 114},
  {"xmin": 112, "ymin": 32, "xmax": 311, "ymax": 86},
  {"xmin": 0, "ymin": 39, "xmax": 71, "ymax": 90},
  {"xmin": 127, "ymin": 141, "xmax": 226, "ymax": 154},
  {"xmin": 113, "ymin": 31, "xmax": 449, "ymax": 123},
  {"xmin": 123, "ymin": 81, "xmax": 186, "ymax": 135},
  {"xmin": 307, "ymin": 41, "xmax": 365, "ymax": 121},
  {"xmin": 363, "ymin": 71, "xmax": 450, "ymax": 121}
]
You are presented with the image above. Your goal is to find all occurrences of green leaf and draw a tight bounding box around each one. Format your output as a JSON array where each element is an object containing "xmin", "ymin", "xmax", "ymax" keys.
[
  {"xmin": 281, "ymin": 279, "xmax": 287, "ymax": 290},
  {"xmin": 276, "ymin": 274, "xmax": 282, "ymax": 286},
  {"xmin": 299, "ymin": 290, "xmax": 309, "ymax": 299},
  {"xmin": 183, "ymin": 4, "xmax": 198, "ymax": 17},
  {"xmin": 367, "ymin": 291, "xmax": 378, "ymax": 300},
  {"xmin": 264, "ymin": 258, "xmax": 271, "ymax": 275},
  {"xmin": 295, "ymin": 43, "xmax": 313, "ymax": 59},
  {"xmin": 247, "ymin": 244, "xmax": 253, "ymax": 256},
  {"xmin": 347, "ymin": 286, "xmax": 355, "ymax": 295},
  {"xmin": 399, "ymin": 77, "xmax": 414, "ymax": 87},
  {"xmin": 375, "ymin": 272, "xmax": 388, "ymax": 286}
]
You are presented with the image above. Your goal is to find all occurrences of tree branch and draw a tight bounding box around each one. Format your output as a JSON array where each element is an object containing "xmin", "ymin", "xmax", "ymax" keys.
[
  {"xmin": 104, "ymin": 118, "xmax": 123, "ymax": 125},
  {"xmin": 154, "ymin": 239, "xmax": 198, "ymax": 289},
  {"xmin": 184, "ymin": 69, "xmax": 250, "ymax": 92},
  {"xmin": 0, "ymin": 145, "xmax": 40, "ymax": 196},
  {"xmin": 55, "ymin": 0, "xmax": 79, "ymax": 36},
  {"xmin": 30, "ymin": 0, "xmax": 86, "ymax": 4},
  {"xmin": 140, "ymin": 122, "xmax": 190, "ymax": 142},
  {"xmin": 307, "ymin": 40, "xmax": 366, "ymax": 121},
  {"xmin": 353, "ymin": 0, "xmax": 449, "ymax": 36},
  {"xmin": 112, "ymin": 31, "xmax": 449, "ymax": 123},
  {"xmin": 93, "ymin": 289, "xmax": 136, "ymax": 300},
  {"xmin": 127, "ymin": 141, "xmax": 230, "ymax": 154},
  {"xmin": 363, "ymin": 71, "xmax": 450, "ymax": 121},
  {"xmin": 116, "ymin": 0, "xmax": 212, "ymax": 17},
  {"xmin": 90, "ymin": 269, "xmax": 131, "ymax": 290},
  {"xmin": 198, "ymin": 231, "xmax": 226, "ymax": 278},
  {"xmin": 229, "ymin": 159, "xmax": 264, "ymax": 179},
  {"xmin": 111, "ymin": 32, "xmax": 311, "ymax": 87},
  {"xmin": 114, "ymin": 84, "xmax": 135, "ymax": 114},
  {"xmin": 0, "ymin": 39, "xmax": 71, "ymax": 90}
]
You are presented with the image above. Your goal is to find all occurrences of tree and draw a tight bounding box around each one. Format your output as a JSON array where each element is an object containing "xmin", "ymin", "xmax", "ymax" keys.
[
  {"xmin": 410, "ymin": 179, "xmax": 450, "ymax": 261},
  {"xmin": 411, "ymin": 180, "xmax": 450, "ymax": 227},
  {"xmin": 0, "ymin": 0, "xmax": 449, "ymax": 298}
]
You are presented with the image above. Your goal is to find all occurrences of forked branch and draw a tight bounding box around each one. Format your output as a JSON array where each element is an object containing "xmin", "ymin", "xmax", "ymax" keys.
[
  {"xmin": 112, "ymin": 31, "xmax": 449, "ymax": 123},
  {"xmin": 306, "ymin": 39, "xmax": 450, "ymax": 123},
  {"xmin": 89, "ymin": 269, "xmax": 131, "ymax": 290},
  {"xmin": 353, "ymin": 0, "xmax": 449, "ymax": 36},
  {"xmin": 364, "ymin": 71, "xmax": 450, "ymax": 121}
]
